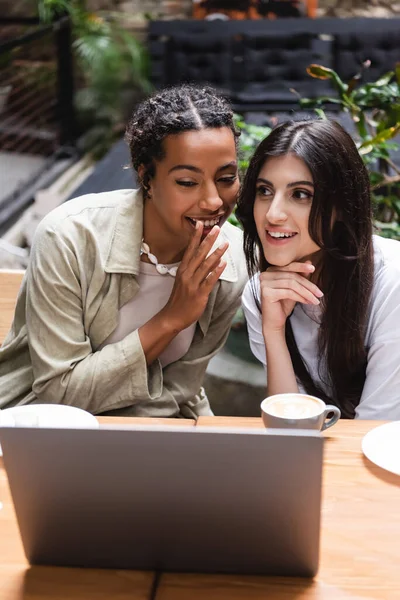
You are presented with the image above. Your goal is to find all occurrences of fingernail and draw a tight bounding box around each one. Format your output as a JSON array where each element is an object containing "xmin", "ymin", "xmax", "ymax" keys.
[
  {"xmin": 211, "ymin": 225, "xmax": 220, "ymax": 234},
  {"xmin": 313, "ymin": 298, "xmax": 320, "ymax": 305},
  {"xmin": 218, "ymin": 242, "xmax": 228, "ymax": 250},
  {"xmin": 307, "ymin": 264, "xmax": 315, "ymax": 271},
  {"xmin": 315, "ymin": 290, "xmax": 324, "ymax": 298}
]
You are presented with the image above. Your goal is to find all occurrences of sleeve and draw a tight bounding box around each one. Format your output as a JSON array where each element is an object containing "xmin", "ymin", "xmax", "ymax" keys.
[
  {"xmin": 242, "ymin": 277, "xmax": 266, "ymax": 366},
  {"xmin": 355, "ymin": 267, "xmax": 400, "ymax": 420},
  {"xmin": 161, "ymin": 282, "xmax": 244, "ymax": 418},
  {"xmin": 26, "ymin": 221, "xmax": 162, "ymax": 414}
]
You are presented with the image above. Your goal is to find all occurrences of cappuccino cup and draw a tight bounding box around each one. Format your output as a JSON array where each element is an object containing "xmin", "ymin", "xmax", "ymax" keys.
[{"xmin": 261, "ymin": 393, "xmax": 340, "ymax": 431}]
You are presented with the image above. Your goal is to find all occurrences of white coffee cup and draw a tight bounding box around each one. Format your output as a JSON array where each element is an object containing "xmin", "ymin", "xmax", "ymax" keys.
[{"xmin": 261, "ymin": 393, "xmax": 341, "ymax": 431}]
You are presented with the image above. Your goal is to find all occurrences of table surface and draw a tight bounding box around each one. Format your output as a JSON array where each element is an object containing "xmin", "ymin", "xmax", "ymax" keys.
[{"xmin": 1, "ymin": 417, "xmax": 399, "ymax": 599}]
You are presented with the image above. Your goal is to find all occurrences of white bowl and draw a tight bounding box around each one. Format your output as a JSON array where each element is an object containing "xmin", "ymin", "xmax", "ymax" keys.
[{"xmin": 0, "ymin": 404, "xmax": 99, "ymax": 456}]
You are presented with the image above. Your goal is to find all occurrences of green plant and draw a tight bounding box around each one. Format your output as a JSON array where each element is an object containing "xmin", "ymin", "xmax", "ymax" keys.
[
  {"xmin": 229, "ymin": 113, "xmax": 271, "ymax": 227},
  {"xmin": 38, "ymin": 0, "xmax": 151, "ymax": 157},
  {"xmin": 234, "ymin": 113, "xmax": 271, "ymax": 176},
  {"xmin": 298, "ymin": 62, "xmax": 400, "ymax": 239}
]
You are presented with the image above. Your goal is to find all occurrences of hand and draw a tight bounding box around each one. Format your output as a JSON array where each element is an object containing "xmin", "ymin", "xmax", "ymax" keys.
[
  {"xmin": 260, "ymin": 261, "xmax": 323, "ymax": 335},
  {"xmin": 161, "ymin": 222, "xmax": 229, "ymax": 331}
]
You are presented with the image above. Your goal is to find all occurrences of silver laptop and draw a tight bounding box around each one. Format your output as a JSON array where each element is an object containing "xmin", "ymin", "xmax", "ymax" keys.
[{"xmin": 0, "ymin": 424, "xmax": 323, "ymax": 576}]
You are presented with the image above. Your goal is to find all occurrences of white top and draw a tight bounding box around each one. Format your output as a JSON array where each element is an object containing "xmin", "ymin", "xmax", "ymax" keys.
[
  {"xmin": 242, "ymin": 235, "xmax": 400, "ymax": 420},
  {"xmin": 101, "ymin": 260, "xmax": 196, "ymax": 367}
]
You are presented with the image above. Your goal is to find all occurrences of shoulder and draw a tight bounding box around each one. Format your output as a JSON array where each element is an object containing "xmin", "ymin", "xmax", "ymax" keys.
[
  {"xmin": 373, "ymin": 234, "xmax": 400, "ymax": 270},
  {"xmin": 366, "ymin": 235, "xmax": 400, "ymax": 339},
  {"xmin": 32, "ymin": 189, "xmax": 138, "ymax": 251},
  {"xmin": 371, "ymin": 235, "xmax": 400, "ymax": 294},
  {"xmin": 35, "ymin": 189, "xmax": 137, "ymax": 237}
]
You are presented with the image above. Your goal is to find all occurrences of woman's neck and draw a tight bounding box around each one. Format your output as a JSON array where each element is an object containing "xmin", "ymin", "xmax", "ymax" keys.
[{"xmin": 141, "ymin": 200, "xmax": 186, "ymax": 265}]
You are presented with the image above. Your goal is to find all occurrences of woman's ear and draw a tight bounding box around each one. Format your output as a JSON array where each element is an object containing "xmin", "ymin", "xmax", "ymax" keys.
[
  {"xmin": 138, "ymin": 164, "xmax": 152, "ymax": 199},
  {"xmin": 138, "ymin": 164, "xmax": 145, "ymax": 183}
]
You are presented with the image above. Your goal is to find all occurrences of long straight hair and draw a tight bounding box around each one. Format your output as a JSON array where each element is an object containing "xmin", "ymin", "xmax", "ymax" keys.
[{"xmin": 236, "ymin": 120, "xmax": 374, "ymax": 418}]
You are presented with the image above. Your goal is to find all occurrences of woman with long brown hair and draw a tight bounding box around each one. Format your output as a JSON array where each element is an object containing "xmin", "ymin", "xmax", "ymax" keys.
[{"xmin": 237, "ymin": 119, "xmax": 400, "ymax": 419}]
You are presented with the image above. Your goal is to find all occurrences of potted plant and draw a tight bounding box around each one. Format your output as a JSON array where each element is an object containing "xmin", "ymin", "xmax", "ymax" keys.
[
  {"xmin": 298, "ymin": 61, "xmax": 400, "ymax": 239},
  {"xmin": 38, "ymin": 0, "xmax": 151, "ymax": 157}
]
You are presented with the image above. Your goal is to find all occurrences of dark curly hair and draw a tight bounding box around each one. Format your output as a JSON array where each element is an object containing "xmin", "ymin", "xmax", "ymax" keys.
[{"xmin": 125, "ymin": 84, "xmax": 239, "ymax": 198}]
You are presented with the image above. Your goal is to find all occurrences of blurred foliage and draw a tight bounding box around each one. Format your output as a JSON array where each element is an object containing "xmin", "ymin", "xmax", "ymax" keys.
[
  {"xmin": 38, "ymin": 0, "xmax": 151, "ymax": 157},
  {"xmin": 300, "ymin": 61, "xmax": 400, "ymax": 239},
  {"xmin": 234, "ymin": 113, "xmax": 271, "ymax": 177},
  {"xmin": 229, "ymin": 114, "xmax": 271, "ymax": 227}
]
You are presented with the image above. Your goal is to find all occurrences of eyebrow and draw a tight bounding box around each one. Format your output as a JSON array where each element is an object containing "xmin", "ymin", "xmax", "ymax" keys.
[
  {"xmin": 168, "ymin": 161, "xmax": 237, "ymax": 175},
  {"xmin": 256, "ymin": 177, "xmax": 314, "ymax": 188}
]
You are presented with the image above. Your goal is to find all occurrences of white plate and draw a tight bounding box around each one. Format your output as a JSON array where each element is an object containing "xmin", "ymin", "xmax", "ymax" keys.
[
  {"xmin": 362, "ymin": 421, "xmax": 400, "ymax": 476},
  {"xmin": 0, "ymin": 405, "xmax": 99, "ymax": 456}
]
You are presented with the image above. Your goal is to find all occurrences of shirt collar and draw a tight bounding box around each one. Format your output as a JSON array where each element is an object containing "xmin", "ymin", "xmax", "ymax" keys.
[{"xmin": 104, "ymin": 188, "xmax": 238, "ymax": 283}]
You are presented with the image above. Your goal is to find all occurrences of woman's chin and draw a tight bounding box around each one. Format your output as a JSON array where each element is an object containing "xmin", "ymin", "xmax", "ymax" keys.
[{"xmin": 264, "ymin": 252, "xmax": 296, "ymax": 268}]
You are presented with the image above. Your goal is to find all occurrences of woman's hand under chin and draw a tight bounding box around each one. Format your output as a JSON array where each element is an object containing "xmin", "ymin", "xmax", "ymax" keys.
[{"xmin": 260, "ymin": 260, "xmax": 324, "ymax": 336}]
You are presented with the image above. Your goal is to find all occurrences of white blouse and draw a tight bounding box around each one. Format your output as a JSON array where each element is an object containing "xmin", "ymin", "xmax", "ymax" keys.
[
  {"xmin": 242, "ymin": 235, "xmax": 400, "ymax": 420},
  {"xmin": 101, "ymin": 260, "xmax": 196, "ymax": 367}
]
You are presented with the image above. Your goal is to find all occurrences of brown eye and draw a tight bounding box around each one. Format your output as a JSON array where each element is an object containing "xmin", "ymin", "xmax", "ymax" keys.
[
  {"xmin": 293, "ymin": 189, "xmax": 313, "ymax": 201},
  {"xmin": 176, "ymin": 181, "xmax": 196, "ymax": 187},
  {"xmin": 218, "ymin": 175, "xmax": 237, "ymax": 184},
  {"xmin": 256, "ymin": 185, "xmax": 272, "ymax": 197}
]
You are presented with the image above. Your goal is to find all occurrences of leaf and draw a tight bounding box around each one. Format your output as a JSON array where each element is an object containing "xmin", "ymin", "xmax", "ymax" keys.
[
  {"xmin": 359, "ymin": 144, "xmax": 373, "ymax": 156},
  {"xmin": 299, "ymin": 96, "xmax": 343, "ymax": 109},
  {"xmin": 392, "ymin": 199, "xmax": 400, "ymax": 219},
  {"xmin": 306, "ymin": 64, "xmax": 348, "ymax": 94},
  {"xmin": 359, "ymin": 124, "xmax": 400, "ymax": 150},
  {"xmin": 347, "ymin": 73, "xmax": 361, "ymax": 94},
  {"xmin": 355, "ymin": 111, "xmax": 369, "ymax": 140},
  {"xmin": 369, "ymin": 171, "xmax": 385, "ymax": 187},
  {"xmin": 306, "ymin": 64, "xmax": 332, "ymax": 79},
  {"xmin": 314, "ymin": 108, "xmax": 326, "ymax": 119},
  {"xmin": 396, "ymin": 63, "xmax": 400, "ymax": 86},
  {"xmin": 374, "ymin": 71, "xmax": 395, "ymax": 87}
]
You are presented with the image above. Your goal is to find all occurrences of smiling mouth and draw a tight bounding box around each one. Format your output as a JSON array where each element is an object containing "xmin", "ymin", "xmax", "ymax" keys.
[
  {"xmin": 186, "ymin": 215, "xmax": 224, "ymax": 228},
  {"xmin": 267, "ymin": 231, "xmax": 297, "ymax": 239}
]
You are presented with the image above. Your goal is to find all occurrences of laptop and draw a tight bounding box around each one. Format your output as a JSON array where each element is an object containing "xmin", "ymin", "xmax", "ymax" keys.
[{"xmin": 0, "ymin": 424, "xmax": 323, "ymax": 576}]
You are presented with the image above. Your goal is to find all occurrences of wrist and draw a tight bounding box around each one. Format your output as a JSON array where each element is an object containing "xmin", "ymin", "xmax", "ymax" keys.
[
  {"xmin": 157, "ymin": 308, "xmax": 185, "ymax": 336},
  {"xmin": 263, "ymin": 327, "xmax": 286, "ymax": 345}
]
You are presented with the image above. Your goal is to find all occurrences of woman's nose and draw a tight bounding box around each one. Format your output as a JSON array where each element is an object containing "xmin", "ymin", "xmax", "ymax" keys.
[
  {"xmin": 266, "ymin": 198, "xmax": 288, "ymax": 223},
  {"xmin": 199, "ymin": 188, "xmax": 223, "ymax": 212}
]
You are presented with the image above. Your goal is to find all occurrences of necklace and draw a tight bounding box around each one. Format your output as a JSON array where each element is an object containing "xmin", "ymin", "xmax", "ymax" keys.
[{"xmin": 140, "ymin": 240, "xmax": 178, "ymax": 277}]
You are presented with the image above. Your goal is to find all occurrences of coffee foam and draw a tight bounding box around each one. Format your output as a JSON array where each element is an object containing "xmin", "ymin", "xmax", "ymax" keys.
[{"xmin": 264, "ymin": 395, "xmax": 322, "ymax": 419}]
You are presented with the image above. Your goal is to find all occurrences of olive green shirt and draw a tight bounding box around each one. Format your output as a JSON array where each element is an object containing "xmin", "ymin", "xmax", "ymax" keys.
[{"xmin": 0, "ymin": 189, "xmax": 247, "ymax": 418}]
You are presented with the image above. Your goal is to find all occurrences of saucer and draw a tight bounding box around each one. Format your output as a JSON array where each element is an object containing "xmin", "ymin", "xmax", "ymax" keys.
[
  {"xmin": 362, "ymin": 421, "xmax": 400, "ymax": 476},
  {"xmin": 0, "ymin": 405, "xmax": 99, "ymax": 456}
]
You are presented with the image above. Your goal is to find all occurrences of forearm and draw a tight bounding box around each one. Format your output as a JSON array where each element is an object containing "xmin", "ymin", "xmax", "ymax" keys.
[
  {"xmin": 138, "ymin": 309, "xmax": 182, "ymax": 365},
  {"xmin": 31, "ymin": 329, "xmax": 164, "ymax": 413},
  {"xmin": 264, "ymin": 329, "xmax": 299, "ymax": 396}
]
